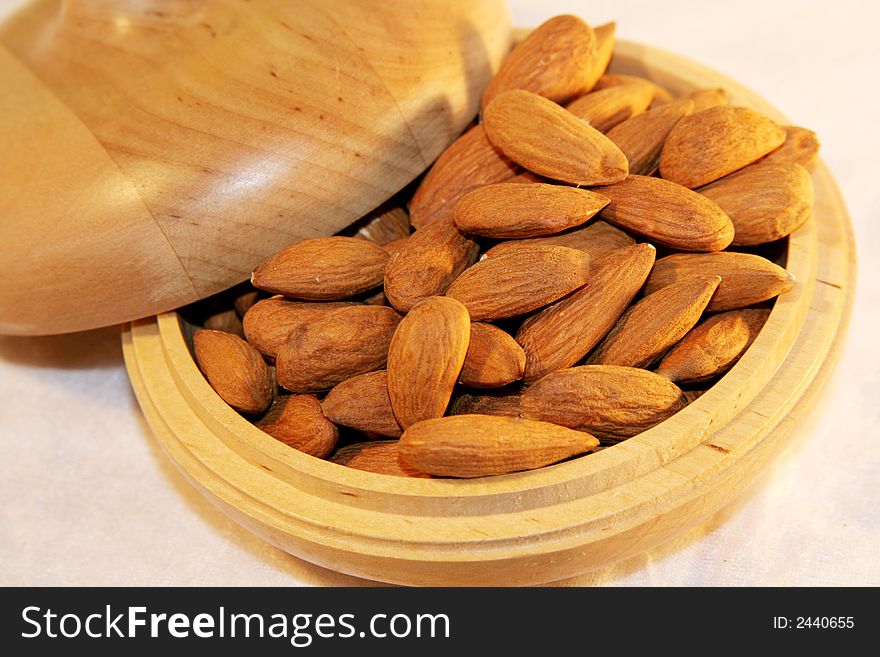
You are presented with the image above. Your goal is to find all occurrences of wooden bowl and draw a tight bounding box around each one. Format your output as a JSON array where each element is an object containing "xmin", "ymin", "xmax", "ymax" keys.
[{"xmin": 122, "ymin": 40, "xmax": 855, "ymax": 586}]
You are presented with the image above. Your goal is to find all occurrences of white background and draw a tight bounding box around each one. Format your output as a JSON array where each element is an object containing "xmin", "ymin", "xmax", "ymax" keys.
[{"xmin": 1, "ymin": 0, "xmax": 878, "ymax": 586}]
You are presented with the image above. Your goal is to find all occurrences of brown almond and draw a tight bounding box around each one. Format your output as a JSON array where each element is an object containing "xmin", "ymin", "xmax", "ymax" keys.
[
  {"xmin": 483, "ymin": 89, "xmax": 628, "ymax": 185},
  {"xmin": 251, "ymin": 236, "xmax": 389, "ymax": 300},
  {"xmin": 460, "ymin": 323, "xmax": 526, "ymax": 388},
  {"xmin": 521, "ymin": 365, "xmax": 687, "ymax": 440},
  {"xmin": 352, "ymin": 202, "xmax": 411, "ymax": 245},
  {"xmin": 233, "ymin": 289, "xmax": 261, "ymax": 318},
  {"xmin": 481, "ymin": 15, "xmax": 598, "ymax": 111},
  {"xmin": 682, "ymin": 88, "xmax": 728, "ymax": 112},
  {"xmin": 453, "ymin": 183, "xmax": 609, "ymax": 238},
  {"xmin": 594, "ymin": 73, "xmax": 674, "ymax": 106},
  {"xmin": 255, "ymin": 394, "xmax": 338, "ymax": 458},
  {"xmin": 643, "ymin": 252, "xmax": 796, "ymax": 312},
  {"xmin": 383, "ymin": 217, "xmax": 480, "ymax": 313},
  {"xmin": 659, "ymin": 106, "xmax": 786, "ymax": 188},
  {"xmin": 699, "ymin": 162, "xmax": 814, "ymax": 245},
  {"xmin": 596, "ymin": 175, "xmax": 734, "ymax": 251},
  {"xmin": 331, "ymin": 441, "xmax": 430, "ymax": 478},
  {"xmin": 565, "ymin": 84, "xmax": 654, "ymax": 132},
  {"xmin": 516, "ymin": 243, "xmax": 656, "ymax": 382},
  {"xmin": 587, "ymin": 276, "xmax": 721, "ymax": 368},
  {"xmin": 759, "ymin": 125, "xmax": 820, "ymax": 167},
  {"xmin": 483, "ymin": 220, "xmax": 635, "ymax": 261},
  {"xmin": 276, "ymin": 305, "xmax": 400, "ymax": 393},
  {"xmin": 204, "ymin": 309, "xmax": 244, "ymax": 337},
  {"xmin": 584, "ymin": 22, "xmax": 616, "ymax": 91},
  {"xmin": 606, "ymin": 98, "xmax": 694, "ymax": 175},
  {"xmin": 193, "ymin": 329, "xmax": 273, "ymax": 415},
  {"xmin": 322, "ymin": 370, "xmax": 402, "ymax": 438},
  {"xmin": 399, "ymin": 415, "xmax": 598, "ymax": 478},
  {"xmin": 498, "ymin": 170, "xmax": 550, "ymax": 185},
  {"xmin": 409, "ymin": 125, "xmax": 517, "ymax": 229},
  {"xmin": 657, "ymin": 308, "xmax": 771, "ymax": 383},
  {"xmin": 242, "ymin": 297, "xmax": 354, "ymax": 358},
  {"xmin": 450, "ymin": 391, "xmax": 523, "ymax": 418},
  {"xmin": 381, "ymin": 236, "xmax": 409, "ymax": 259},
  {"xmin": 446, "ymin": 245, "xmax": 590, "ymax": 321},
  {"xmin": 387, "ymin": 297, "xmax": 471, "ymax": 428}
]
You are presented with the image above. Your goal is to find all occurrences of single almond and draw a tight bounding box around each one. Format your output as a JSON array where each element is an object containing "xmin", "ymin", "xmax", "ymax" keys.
[
  {"xmin": 594, "ymin": 73, "xmax": 674, "ymax": 106},
  {"xmin": 331, "ymin": 441, "xmax": 430, "ymax": 478},
  {"xmin": 399, "ymin": 415, "xmax": 598, "ymax": 478},
  {"xmin": 251, "ymin": 236, "xmax": 389, "ymax": 300},
  {"xmin": 460, "ymin": 323, "xmax": 526, "ymax": 388},
  {"xmin": 566, "ymin": 84, "xmax": 654, "ymax": 132},
  {"xmin": 699, "ymin": 162, "xmax": 814, "ymax": 245},
  {"xmin": 521, "ymin": 365, "xmax": 687, "ymax": 440},
  {"xmin": 322, "ymin": 370, "xmax": 402, "ymax": 438},
  {"xmin": 516, "ymin": 243, "xmax": 656, "ymax": 382},
  {"xmin": 657, "ymin": 308, "xmax": 771, "ymax": 383},
  {"xmin": 387, "ymin": 297, "xmax": 471, "ymax": 428},
  {"xmin": 584, "ymin": 22, "xmax": 616, "ymax": 91},
  {"xmin": 682, "ymin": 88, "xmax": 727, "ymax": 112},
  {"xmin": 606, "ymin": 98, "xmax": 694, "ymax": 175},
  {"xmin": 759, "ymin": 125, "xmax": 820, "ymax": 167},
  {"xmin": 276, "ymin": 305, "xmax": 401, "ymax": 393},
  {"xmin": 659, "ymin": 106, "xmax": 786, "ymax": 188},
  {"xmin": 242, "ymin": 297, "xmax": 354, "ymax": 358},
  {"xmin": 483, "ymin": 89, "xmax": 629, "ymax": 185},
  {"xmin": 446, "ymin": 245, "xmax": 590, "ymax": 321},
  {"xmin": 409, "ymin": 125, "xmax": 517, "ymax": 229},
  {"xmin": 643, "ymin": 252, "xmax": 796, "ymax": 312},
  {"xmin": 193, "ymin": 329, "xmax": 273, "ymax": 415},
  {"xmin": 481, "ymin": 15, "xmax": 598, "ymax": 111},
  {"xmin": 453, "ymin": 182, "xmax": 609, "ymax": 238},
  {"xmin": 233, "ymin": 289, "xmax": 261, "ymax": 318},
  {"xmin": 255, "ymin": 394, "xmax": 338, "ymax": 458},
  {"xmin": 204, "ymin": 308, "xmax": 244, "ymax": 338},
  {"xmin": 596, "ymin": 175, "xmax": 734, "ymax": 251},
  {"xmin": 383, "ymin": 217, "xmax": 480, "ymax": 313},
  {"xmin": 587, "ymin": 276, "xmax": 721, "ymax": 368},
  {"xmin": 483, "ymin": 220, "xmax": 635, "ymax": 261},
  {"xmin": 351, "ymin": 202, "xmax": 411, "ymax": 245},
  {"xmin": 449, "ymin": 391, "xmax": 523, "ymax": 417}
]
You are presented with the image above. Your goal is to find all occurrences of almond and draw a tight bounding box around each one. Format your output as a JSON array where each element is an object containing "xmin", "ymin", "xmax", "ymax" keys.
[
  {"xmin": 255, "ymin": 394, "xmax": 338, "ymax": 458},
  {"xmin": 521, "ymin": 365, "xmax": 687, "ymax": 440},
  {"xmin": 242, "ymin": 297, "xmax": 354, "ymax": 358},
  {"xmin": 399, "ymin": 415, "xmax": 598, "ymax": 478},
  {"xmin": 460, "ymin": 323, "xmax": 526, "ymax": 388},
  {"xmin": 482, "ymin": 220, "xmax": 635, "ymax": 260},
  {"xmin": 381, "ymin": 236, "xmax": 409, "ymax": 259},
  {"xmin": 352, "ymin": 202, "xmax": 411, "ymax": 245},
  {"xmin": 193, "ymin": 329, "xmax": 273, "ymax": 415},
  {"xmin": 759, "ymin": 125, "xmax": 820, "ymax": 167},
  {"xmin": 446, "ymin": 245, "xmax": 590, "ymax": 320},
  {"xmin": 449, "ymin": 391, "xmax": 523, "ymax": 417},
  {"xmin": 275, "ymin": 305, "xmax": 400, "ymax": 392},
  {"xmin": 233, "ymin": 289, "xmax": 261, "ymax": 318},
  {"xmin": 606, "ymin": 98, "xmax": 694, "ymax": 175},
  {"xmin": 383, "ymin": 217, "xmax": 480, "ymax": 312},
  {"xmin": 596, "ymin": 175, "xmax": 734, "ymax": 251},
  {"xmin": 453, "ymin": 182, "xmax": 609, "ymax": 238},
  {"xmin": 657, "ymin": 308, "xmax": 771, "ymax": 383},
  {"xmin": 594, "ymin": 73, "xmax": 674, "ymax": 106},
  {"xmin": 481, "ymin": 15, "xmax": 598, "ymax": 111},
  {"xmin": 387, "ymin": 297, "xmax": 471, "ymax": 428},
  {"xmin": 699, "ymin": 162, "xmax": 814, "ymax": 245},
  {"xmin": 584, "ymin": 22, "xmax": 616, "ymax": 91},
  {"xmin": 322, "ymin": 370, "xmax": 402, "ymax": 438},
  {"xmin": 566, "ymin": 83, "xmax": 654, "ymax": 132},
  {"xmin": 409, "ymin": 125, "xmax": 517, "ymax": 229},
  {"xmin": 331, "ymin": 441, "xmax": 430, "ymax": 478},
  {"xmin": 483, "ymin": 89, "xmax": 628, "ymax": 185},
  {"xmin": 643, "ymin": 252, "xmax": 796, "ymax": 312},
  {"xmin": 682, "ymin": 87, "xmax": 727, "ymax": 112},
  {"xmin": 659, "ymin": 106, "xmax": 786, "ymax": 188},
  {"xmin": 516, "ymin": 243, "xmax": 656, "ymax": 382},
  {"xmin": 204, "ymin": 308, "xmax": 244, "ymax": 337},
  {"xmin": 499, "ymin": 170, "xmax": 549, "ymax": 185},
  {"xmin": 587, "ymin": 276, "xmax": 721, "ymax": 368}
]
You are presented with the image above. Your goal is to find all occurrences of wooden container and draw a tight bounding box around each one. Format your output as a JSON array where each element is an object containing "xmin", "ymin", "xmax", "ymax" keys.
[{"xmin": 122, "ymin": 40, "xmax": 855, "ymax": 586}]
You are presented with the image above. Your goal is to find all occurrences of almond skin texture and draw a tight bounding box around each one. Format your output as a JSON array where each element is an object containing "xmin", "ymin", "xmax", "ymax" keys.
[
  {"xmin": 566, "ymin": 84, "xmax": 654, "ymax": 133},
  {"xmin": 193, "ymin": 330, "xmax": 273, "ymax": 415},
  {"xmin": 483, "ymin": 220, "xmax": 635, "ymax": 261},
  {"xmin": 460, "ymin": 323, "xmax": 526, "ymax": 388},
  {"xmin": 594, "ymin": 73, "xmax": 674, "ymax": 106},
  {"xmin": 699, "ymin": 162, "xmax": 814, "ymax": 245},
  {"xmin": 453, "ymin": 183, "xmax": 610, "ymax": 238},
  {"xmin": 276, "ymin": 305, "xmax": 400, "ymax": 393},
  {"xmin": 644, "ymin": 252, "xmax": 796, "ymax": 312},
  {"xmin": 322, "ymin": 370, "xmax": 402, "ymax": 438},
  {"xmin": 584, "ymin": 22, "xmax": 616, "ymax": 91},
  {"xmin": 521, "ymin": 365, "xmax": 687, "ymax": 440},
  {"xmin": 331, "ymin": 441, "xmax": 430, "ymax": 478},
  {"xmin": 243, "ymin": 297, "xmax": 354, "ymax": 358},
  {"xmin": 450, "ymin": 391, "xmax": 523, "ymax": 418},
  {"xmin": 399, "ymin": 415, "xmax": 598, "ymax": 478},
  {"xmin": 483, "ymin": 90, "xmax": 628, "ymax": 186},
  {"xmin": 659, "ymin": 106, "xmax": 786, "ymax": 188},
  {"xmin": 446, "ymin": 245, "xmax": 590, "ymax": 321},
  {"xmin": 255, "ymin": 394, "xmax": 338, "ymax": 458},
  {"xmin": 657, "ymin": 308, "xmax": 771, "ymax": 383},
  {"xmin": 606, "ymin": 98, "xmax": 694, "ymax": 175},
  {"xmin": 481, "ymin": 15, "xmax": 598, "ymax": 112},
  {"xmin": 759, "ymin": 125, "xmax": 820, "ymax": 167},
  {"xmin": 387, "ymin": 297, "xmax": 471, "ymax": 428},
  {"xmin": 251, "ymin": 236, "xmax": 389, "ymax": 300},
  {"xmin": 683, "ymin": 88, "xmax": 728, "ymax": 112},
  {"xmin": 587, "ymin": 276, "xmax": 721, "ymax": 368},
  {"xmin": 597, "ymin": 175, "xmax": 734, "ymax": 251},
  {"xmin": 383, "ymin": 217, "xmax": 480, "ymax": 313},
  {"xmin": 409, "ymin": 125, "xmax": 516, "ymax": 229},
  {"xmin": 516, "ymin": 243, "xmax": 656, "ymax": 382}
]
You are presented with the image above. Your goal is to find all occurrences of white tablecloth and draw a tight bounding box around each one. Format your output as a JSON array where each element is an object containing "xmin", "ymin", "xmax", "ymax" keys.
[{"xmin": 1, "ymin": 0, "xmax": 877, "ymax": 586}]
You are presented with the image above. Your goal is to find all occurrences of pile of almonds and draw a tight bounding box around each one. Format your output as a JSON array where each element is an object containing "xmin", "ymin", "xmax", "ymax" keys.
[{"xmin": 190, "ymin": 15, "xmax": 818, "ymax": 479}]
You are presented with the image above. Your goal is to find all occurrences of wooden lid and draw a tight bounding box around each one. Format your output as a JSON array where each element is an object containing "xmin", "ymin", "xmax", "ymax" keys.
[{"xmin": 0, "ymin": 0, "xmax": 510, "ymax": 335}]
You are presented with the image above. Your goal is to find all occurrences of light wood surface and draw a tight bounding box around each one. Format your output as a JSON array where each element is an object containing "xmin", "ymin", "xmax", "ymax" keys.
[
  {"xmin": 121, "ymin": 39, "xmax": 855, "ymax": 585},
  {"xmin": 0, "ymin": 0, "xmax": 511, "ymax": 335}
]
